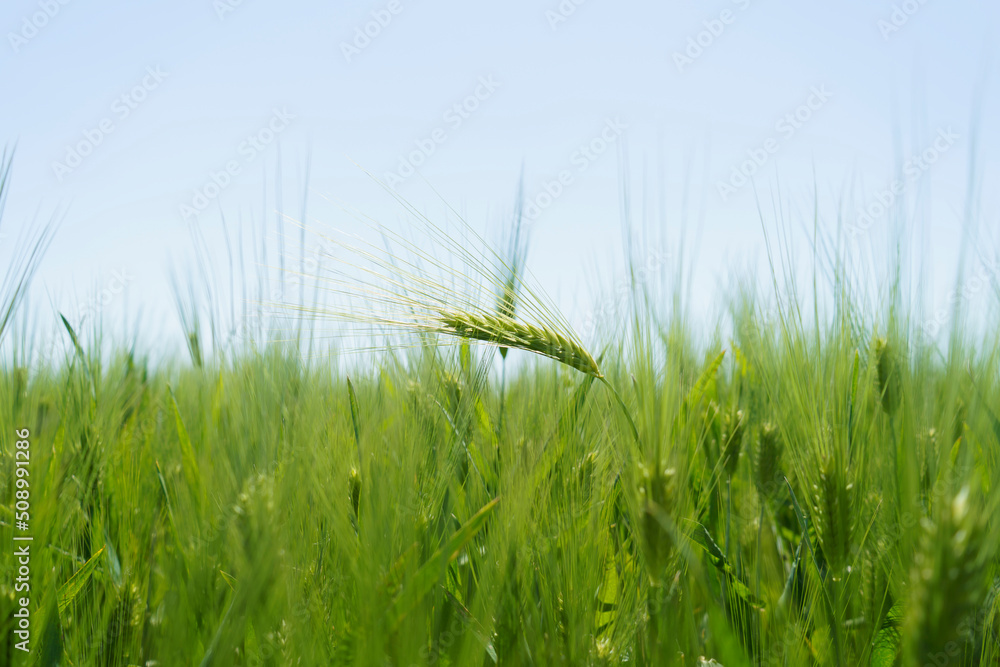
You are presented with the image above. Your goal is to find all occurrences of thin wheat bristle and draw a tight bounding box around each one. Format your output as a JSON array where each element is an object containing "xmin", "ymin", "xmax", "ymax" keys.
[
  {"xmin": 437, "ymin": 310, "xmax": 602, "ymax": 378},
  {"xmin": 349, "ymin": 467, "xmax": 361, "ymax": 521},
  {"xmin": 496, "ymin": 280, "xmax": 518, "ymax": 359},
  {"xmin": 497, "ymin": 279, "xmax": 518, "ymax": 319}
]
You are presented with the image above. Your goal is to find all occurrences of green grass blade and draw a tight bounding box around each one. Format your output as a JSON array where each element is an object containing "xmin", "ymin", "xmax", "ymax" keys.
[
  {"xmin": 103, "ymin": 528, "xmax": 123, "ymax": 589},
  {"xmin": 850, "ymin": 348, "xmax": 860, "ymax": 410},
  {"xmin": 778, "ymin": 536, "xmax": 805, "ymax": 610},
  {"xmin": 559, "ymin": 362, "xmax": 599, "ymax": 438},
  {"xmin": 57, "ymin": 545, "xmax": 105, "ymax": 613},
  {"xmin": 687, "ymin": 521, "xmax": 765, "ymax": 610},
  {"xmin": 168, "ymin": 385, "xmax": 204, "ymax": 507},
  {"xmin": 347, "ymin": 376, "xmax": 362, "ymax": 462},
  {"xmin": 391, "ymin": 497, "xmax": 499, "ymax": 629},
  {"xmin": 199, "ymin": 594, "xmax": 237, "ymax": 667},
  {"xmin": 37, "ymin": 595, "xmax": 63, "ymax": 667},
  {"xmin": 59, "ymin": 312, "xmax": 96, "ymax": 399},
  {"xmin": 869, "ymin": 602, "xmax": 903, "ymax": 666}
]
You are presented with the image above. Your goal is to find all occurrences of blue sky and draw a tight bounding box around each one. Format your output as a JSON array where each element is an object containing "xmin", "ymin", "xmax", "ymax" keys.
[{"xmin": 1, "ymin": 0, "xmax": 998, "ymax": 356}]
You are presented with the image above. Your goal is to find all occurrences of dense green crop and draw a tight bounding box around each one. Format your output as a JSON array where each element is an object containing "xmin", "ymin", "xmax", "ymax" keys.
[
  {"xmin": 1, "ymin": 158, "xmax": 999, "ymax": 665},
  {"xmin": 3, "ymin": 286, "xmax": 999, "ymax": 666}
]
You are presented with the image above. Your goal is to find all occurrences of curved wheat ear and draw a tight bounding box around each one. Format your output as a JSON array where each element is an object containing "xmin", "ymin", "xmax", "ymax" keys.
[
  {"xmin": 437, "ymin": 310, "xmax": 602, "ymax": 378},
  {"xmin": 904, "ymin": 485, "xmax": 988, "ymax": 664},
  {"xmin": 754, "ymin": 422, "xmax": 783, "ymax": 498},
  {"xmin": 812, "ymin": 454, "xmax": 854, "ymax": 575}
]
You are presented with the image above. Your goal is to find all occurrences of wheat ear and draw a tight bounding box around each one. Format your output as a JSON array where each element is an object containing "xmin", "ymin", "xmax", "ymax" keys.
[
  {"xmin": 437, "ymin": 310, "xmax": 602, "ymax": 378},
  {"xmin": 436, "ymin": 310, "xmax": 641, "ymax": 443}
]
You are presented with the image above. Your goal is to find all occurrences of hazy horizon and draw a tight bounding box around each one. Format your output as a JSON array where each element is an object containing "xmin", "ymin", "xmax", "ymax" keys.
[{"xmin": 2, "ymin": 0, "xmax": 998, "ymax": 359}]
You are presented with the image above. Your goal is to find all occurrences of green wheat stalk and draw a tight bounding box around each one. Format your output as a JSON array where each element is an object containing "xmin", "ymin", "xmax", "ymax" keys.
[{"xmin": 277, "ymin": 185, "xmax": 640, "ymax": 444}]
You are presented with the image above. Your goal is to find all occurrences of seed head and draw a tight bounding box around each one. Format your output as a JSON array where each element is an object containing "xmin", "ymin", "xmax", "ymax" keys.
[
  {"xmin": 437, "ymin": 310, "xmax": 602, "ymax": 378},
  {"xmin": 754, "ymin": 423, "xmax": 782, "ymax": 498}
]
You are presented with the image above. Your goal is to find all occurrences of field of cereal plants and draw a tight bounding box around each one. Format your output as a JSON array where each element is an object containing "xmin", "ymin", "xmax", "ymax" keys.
[{"xmin": 2, "ymin": 155, "xmax": 1000, "ymax": 666}]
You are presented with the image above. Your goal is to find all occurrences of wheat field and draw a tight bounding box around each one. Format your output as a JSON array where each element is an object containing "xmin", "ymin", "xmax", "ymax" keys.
[{"xmin": 2, "ymin": 160, "xmax": 1000, "ymax": 666}]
